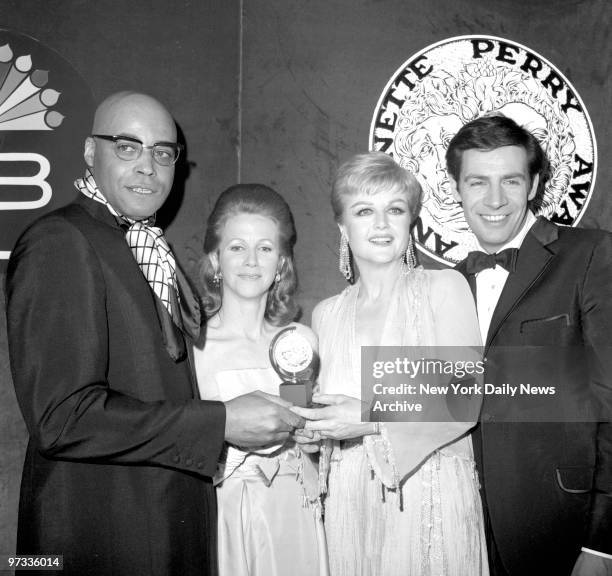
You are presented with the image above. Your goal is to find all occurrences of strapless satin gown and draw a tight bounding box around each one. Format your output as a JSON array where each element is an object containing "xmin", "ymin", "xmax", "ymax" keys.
[{"xmin": 194, "ymin": 364, "xmax": 327, "ymax": 576}]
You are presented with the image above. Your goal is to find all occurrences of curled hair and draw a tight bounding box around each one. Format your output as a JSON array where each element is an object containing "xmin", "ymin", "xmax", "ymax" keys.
[
  {"xmin": 199, "ymin": 184, "xmax": 299, "ymax": 326},
  {"xmin": 445, "ymin": 115, "xmax": 550, "ymax": 208},
  {"xmin": 331, "ymin": 151, "xmax": 422, "ymax": 222}
]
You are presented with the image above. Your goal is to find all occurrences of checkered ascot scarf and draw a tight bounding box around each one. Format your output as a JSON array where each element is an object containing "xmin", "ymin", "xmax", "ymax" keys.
[{"xmin": 74, "ymin": 170, "xmax": 203, "ymax": 360}]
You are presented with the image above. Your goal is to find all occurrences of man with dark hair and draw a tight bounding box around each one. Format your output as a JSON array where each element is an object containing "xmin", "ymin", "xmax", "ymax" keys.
[
  {"xmin": 446, "ymin": 115, "xmax": 547, "ymax": 194},
  {"xmin": 450, "ymin": 114, "xmax": 612, "ymax": 576},
  {"xmin": 6, "ymin": 91, "xmax": 303, "ymax": 575}
]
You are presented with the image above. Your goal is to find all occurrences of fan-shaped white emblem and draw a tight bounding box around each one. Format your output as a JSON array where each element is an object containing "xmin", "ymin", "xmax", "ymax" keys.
[{"xmin": 0, "ymin": 43, "xmax": 64, "ymax": 131}]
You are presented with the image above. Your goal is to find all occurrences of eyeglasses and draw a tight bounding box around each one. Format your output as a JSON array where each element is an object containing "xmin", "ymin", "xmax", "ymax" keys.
[{"xmin": 91, "ymin": 134, "xmax": 183, "ymax": 166}]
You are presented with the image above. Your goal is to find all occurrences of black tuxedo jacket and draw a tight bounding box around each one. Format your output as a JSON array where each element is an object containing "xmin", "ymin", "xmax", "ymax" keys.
[
  {"xmin": 457, "ymin": 217, "xmax": 612, "ymax": 576},
  {"xmin": 6, "ymin": 195, "xmax": 226, "ymax": 575}
]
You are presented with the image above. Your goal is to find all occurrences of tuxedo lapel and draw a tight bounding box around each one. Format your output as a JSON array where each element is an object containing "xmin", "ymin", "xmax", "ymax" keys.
[{"xmin": 485, "ymin": 218, "xmax": 558, "ymax": 348}]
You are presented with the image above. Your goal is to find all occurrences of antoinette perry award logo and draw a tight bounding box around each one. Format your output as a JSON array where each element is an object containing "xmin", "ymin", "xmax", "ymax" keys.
[
  {"xmin": 0, "ymin": 30, "xmax": 93, "ymax": 263},
  {"xmin": 370, "ymin": 36, "xmax": 597, "ymax": 265}
]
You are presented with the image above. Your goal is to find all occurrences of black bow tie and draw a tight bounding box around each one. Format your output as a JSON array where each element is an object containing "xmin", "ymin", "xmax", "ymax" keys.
[{"xmin": 465, "ymin": 248, "xmax": 519, "ymax": 275}]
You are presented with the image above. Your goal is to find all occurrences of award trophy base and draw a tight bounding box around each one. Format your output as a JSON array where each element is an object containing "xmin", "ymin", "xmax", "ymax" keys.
[{"xmin": 279, "ymin": 381, "xmax": 312, "ymax": 408}]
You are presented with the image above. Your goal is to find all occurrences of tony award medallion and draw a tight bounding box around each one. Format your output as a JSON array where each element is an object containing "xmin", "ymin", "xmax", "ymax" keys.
[{"xmin": 269, "ymin": 326, "xmax": 316, "ymax": 408}]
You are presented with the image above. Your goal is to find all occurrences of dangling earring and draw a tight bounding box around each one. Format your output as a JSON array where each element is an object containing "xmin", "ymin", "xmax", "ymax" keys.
[
  {"xmin": 274, "ymin": 258, "xmax": 283, "ymax": 287},
  {"xmin": 401, "ymin": 235, "xmax": 417, "ymax": 275},
  {"xmin": 213, "ymin": 270, "xmax": 222, "ymax": 286},
  {"xmin": 339, "ymin": 229, "xmax": 352, "ymax": 282}
]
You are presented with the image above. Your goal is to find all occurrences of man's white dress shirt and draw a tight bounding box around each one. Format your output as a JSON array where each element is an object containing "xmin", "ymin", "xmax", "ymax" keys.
[{"xmin": 475, "ymin": 211, "xmax": 536, "ymax": 343}]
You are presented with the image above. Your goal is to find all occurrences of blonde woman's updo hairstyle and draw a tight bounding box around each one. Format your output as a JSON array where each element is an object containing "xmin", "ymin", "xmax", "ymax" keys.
[
  {"xmin": 331, "ymin": 151, "xmax": 422, "ymax": 222},
  {"xmin": 200, "ymin": 183, "xmax": 299, "ymax": 326}
]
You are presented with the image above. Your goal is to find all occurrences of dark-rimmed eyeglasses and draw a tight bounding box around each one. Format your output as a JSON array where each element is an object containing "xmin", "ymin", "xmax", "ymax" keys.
[{"xmin": 91, "ymin": 134, "xmax": 183, "ymax": 166}]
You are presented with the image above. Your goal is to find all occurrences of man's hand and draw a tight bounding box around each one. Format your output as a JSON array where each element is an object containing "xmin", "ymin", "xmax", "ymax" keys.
[
  {"xmin": 571, "ymin": 552, "xmax": 612, "ymax": 576},
  {"xmin": 224, "ymin": 391, "xmax": 305, "ymax": 449}
]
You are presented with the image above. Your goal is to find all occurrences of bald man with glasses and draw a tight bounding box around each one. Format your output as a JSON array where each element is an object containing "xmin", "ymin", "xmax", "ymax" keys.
[{"xmin": 6, "ymin": 92, "xmax": 303, "ymax": 576}]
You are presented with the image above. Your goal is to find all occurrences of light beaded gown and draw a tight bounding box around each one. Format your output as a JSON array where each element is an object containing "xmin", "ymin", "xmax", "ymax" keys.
[
  {"xmin": 194, "ymin": 359, "xmax": 326, "ymax": 576},
  {"xmin": 316, "ymin": 268, "xmax": 489, "ymax": 576}
]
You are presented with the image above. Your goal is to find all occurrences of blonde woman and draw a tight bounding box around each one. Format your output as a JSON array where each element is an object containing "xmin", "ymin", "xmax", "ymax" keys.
[{"xmin": 294, "ymin": 153, "xmax": 488, "ymax": 576}]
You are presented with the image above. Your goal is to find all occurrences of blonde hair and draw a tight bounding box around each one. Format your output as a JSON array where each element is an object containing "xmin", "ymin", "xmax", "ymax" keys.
[{"xmin": 331, "ymin": 151, "xmax": 422, "ymax": 222}]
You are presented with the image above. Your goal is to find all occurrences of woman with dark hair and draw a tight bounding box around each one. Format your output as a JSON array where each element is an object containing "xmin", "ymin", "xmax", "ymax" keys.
[
  {"xmin": 193, "ymin": 184, "xmax": 326, "ymax": 576},
  {"xmin": 293, "ymin": 153, "xmax": 488, "ymax": 575}
]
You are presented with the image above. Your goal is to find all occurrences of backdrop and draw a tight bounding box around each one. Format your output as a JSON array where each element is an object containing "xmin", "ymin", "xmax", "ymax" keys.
[{"xmin": 0, "ymin": 0, "xmax": 610, "ymax": 562}]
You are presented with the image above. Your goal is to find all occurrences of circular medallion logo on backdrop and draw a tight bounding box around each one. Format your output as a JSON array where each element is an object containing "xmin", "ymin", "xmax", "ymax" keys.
[{"xmin": 370, "ymin": 35, "xmax": 597, "ymax": 265}]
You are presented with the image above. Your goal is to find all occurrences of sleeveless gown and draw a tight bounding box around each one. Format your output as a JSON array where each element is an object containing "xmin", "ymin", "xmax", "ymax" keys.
[
  {"xmin": 316, "ymin": 268, "xmax": 489, "ymax": 576},
  {"xmin": 194, "ymin": 362, "xmax": 327, "ymax": 576}
]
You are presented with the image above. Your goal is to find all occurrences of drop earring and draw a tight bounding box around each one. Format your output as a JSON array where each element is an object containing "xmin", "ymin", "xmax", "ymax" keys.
[
  {"xmin": 339, "ymin": 229, "xmax": 352, "ymax": 282},
  {"xmin": 401, "ymin": 235, "xmax": 417, "ymax": 275}
]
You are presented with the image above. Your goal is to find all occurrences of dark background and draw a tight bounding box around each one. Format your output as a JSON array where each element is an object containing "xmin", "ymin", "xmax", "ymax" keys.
[{"xmin": 1, "ymin": 0, "xmax": 610, "ymax": 560}]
